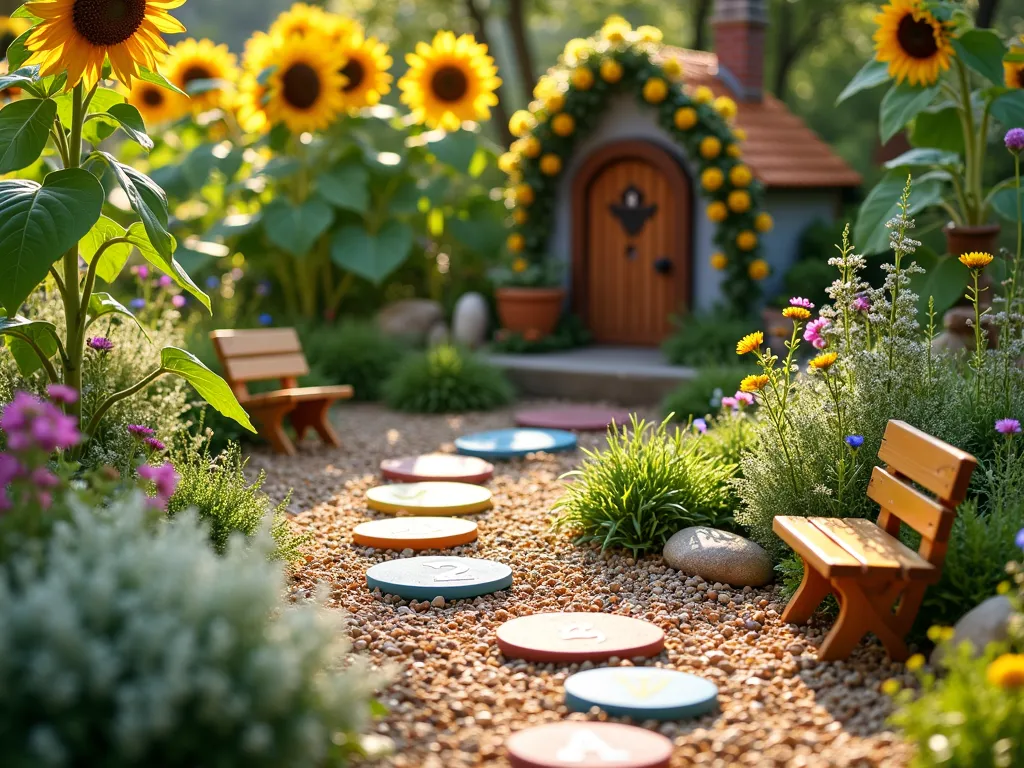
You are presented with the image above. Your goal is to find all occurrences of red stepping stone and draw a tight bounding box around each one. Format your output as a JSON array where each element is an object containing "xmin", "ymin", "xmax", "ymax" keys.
[
  {"xmin": 507, "ymin": 722, "xmax": 672, "ymax": 768},
  {"xmin": 514, "ymin": 405, "xmax": 632, "ymax": 432},
  {"xmin": 381, "ymin": 453, "xmax": 494, "ymax": 484},
  {"xmin": 496, "ymin": 612, "xmax": 665, "ymax": 663}
]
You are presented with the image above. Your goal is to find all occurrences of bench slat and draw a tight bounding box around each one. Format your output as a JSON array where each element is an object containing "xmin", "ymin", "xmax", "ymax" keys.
[
  {"xmin": 243, "ymin": 386, "xmax": 354, "ymax": 407},
  {"xmin": 867, "ymin": 466, "xmax": 954, "ymax": 541},
  {"xmin": 223, "ymin": 353, "xmax": 309, "ymax": 382},
  {"xmin": 212, "ymin": 328, "xmax": 303, "ymax": 358},
  {"xmin": 878, "ymin": 420, "xmax": 976, "ymax": 503},
  {"xmin": 773, "ymin": 516, "xmax": 863, "ymax": 578},
  {"xmin": 809, "ymin": 518, "xmax": 934, "ymax": 580}
]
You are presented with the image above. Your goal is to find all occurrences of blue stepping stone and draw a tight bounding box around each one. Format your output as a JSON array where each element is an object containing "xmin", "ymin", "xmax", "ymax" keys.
[
  {"xmin": 564, "ymin": 667, "xmax": 718, "ymax": 721},
  {"xmin": 455, "ymin": 428, "xmax": 577, "ymax": 460},
  {"xmin": 366, "ymin": 556, "xmax": 512, "ymax": 601}
]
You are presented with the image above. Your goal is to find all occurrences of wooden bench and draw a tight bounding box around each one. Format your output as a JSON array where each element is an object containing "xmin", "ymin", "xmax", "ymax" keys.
[
  {"xmin": 210, "ymin": 328, "xmax": 354, "ymax": 456},
  {"xmin": 774, "ymin": 420, "xmax": 977, "ymax": 661}
]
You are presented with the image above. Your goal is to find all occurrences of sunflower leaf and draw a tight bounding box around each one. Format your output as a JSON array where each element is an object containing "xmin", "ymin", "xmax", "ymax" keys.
[
  {"xmin": 160, "ymin": 347, "xmax": 255, "ymax": 433},
  {"xmin": 97, "ymin": 151, "xmax": 174, "ymax": 260},
  {"xmin": 5, "ymin": 30, "xmax": 32, "ymax": 71},
  {"xmin": 87, "ymin": 292, "xmax": 151, "ymax": 342},
  {"xmin": 990, "ymin": 91, "xmax": 1024, "ymax": 130},
  {"xmin": 100, "ymin": 103, "xmax": 153, "ymax": 151},
  {"xmin": 263, "ymin": 197, "xmax": 334, "ymax": 258},
  {"xmin": 0, "ymin": 98, "xmax": 56, "ymax": 174},
  {"xmin": 330, "ymin": 220, "xmax": 413, "ymax": 284},
  {"xmin": 835, "ymin": 59, "xmax": 891, "ymax": 106},
  {"xmin": 0, "ymin": 315, "xmax": 59, "ymax": 378},
  {"xmin": 55, "ymin": 87, "xmax": 124, "ymax": 127},
  {"xmin": 879, "ymin": 82, "xmax": 941, "ymax": 143},
  {"xmin": 318, "ymin": 162, "xmax": 370, "ymax": 213},
  {"xmin": 952, "ymin": 30, "xmax": 1007, "ymax": 87},
  {"xmin": 137, "ymin": 67, "xmax": 187, "ymax": 97},
  {"xmin": 80, "ymin": 215, "xmax": 132, "ymax": 283},
  {"xmin": 126, "ymin": 222, "xmax": 211, "ymax": 313}
]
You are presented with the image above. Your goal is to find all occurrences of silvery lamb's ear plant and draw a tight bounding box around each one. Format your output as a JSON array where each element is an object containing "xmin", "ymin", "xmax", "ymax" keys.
[
  {"xmin": 0, "ymin": 12, "xmax": 254, "ymax": 456},
  {"xmin": 0, "ymin": 494, "xmax": 384, "ymax": 766}
]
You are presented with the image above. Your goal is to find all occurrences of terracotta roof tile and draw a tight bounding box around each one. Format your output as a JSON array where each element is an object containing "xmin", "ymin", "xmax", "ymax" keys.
[{"xmin": 661, "ymin": 48, "xmax": 863, "ymax": 189}]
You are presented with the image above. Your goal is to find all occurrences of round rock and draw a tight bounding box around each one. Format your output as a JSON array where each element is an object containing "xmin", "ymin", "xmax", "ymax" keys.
[
  {"xmin": 564, "ymin": 667, "xmax": 719, "ymax": 721},
  {"xmin": 352, "ymin": 517, "xmax": 478, "ymax": 550},
  {"xmin": 515, "ymin": 405, "xmax": 632, "ymax": 432},
  {"xmin": 455, "ymin": 428, "xmax": 577, "ymax": 460},
  {"xmin": 507, "ymin": 722, "xmax": 672, "ymax": 768},
  {"xmin": 662, "ymin": 525, "xmax": 774, "ymax": 587},
  {"xmin": 366, "ymin": 556, "xmax": 512, "ymax": 601},
  {"xmin": 365, "ymin": 482, "xmax": 492, "ymax": 516},
  {"xmin": 380, "ymin": 453, "xmax": 494, "ymax": 484},
  {"xmin": 496, "ymin": 612, "xmax": 664, "ymax": 662}
]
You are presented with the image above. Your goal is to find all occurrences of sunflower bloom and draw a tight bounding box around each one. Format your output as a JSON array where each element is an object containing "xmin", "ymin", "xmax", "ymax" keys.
[
  {"xmin": 399, "ymin": 30, "xmax": 501, "ymax": 132},
  {"xmin": 958, "ymin": 251, "xmax": 994, "ymax": 270},
  {"xmin": 736, "ymin": 331, "xmax": 763, "ymax": 356},
  {"xmin": 782, "ymin": 306, "xmax": 811, "ymax": 321},
  {"xmin": 1006, "ymin": 41, "xmax": 1024, "ymax": 89},
  {"xmin": 740, "ymin": 374, "xmax": 770, "ymax": 393},
  {"xmin": 873, "ymin": 0, "xmax": 954, "ymax": 86},
  {"xmin": 23, "ymin": 0, "xmax": 187, "ymax": 90},
  {"xmin": 809, "ymin": 351, "xmax": 838, "ymax": 371},
  {"xmin": 338, "ymin": 31, "xmax": 393, "ymax": 109},
  {"xmin": 126, "ymin": 77, "xmax": 186, "ymax": 124},
  {"xmin": 163, "ymin": 37, "xmax": 238, "ymax": 112},
  {"xmin": 987, "ymin": 654, "xmax": 1024, "ymax": 688},
  {"xmin": 264, "ymin": 36, "xmax": 347, "ymax": 133}
]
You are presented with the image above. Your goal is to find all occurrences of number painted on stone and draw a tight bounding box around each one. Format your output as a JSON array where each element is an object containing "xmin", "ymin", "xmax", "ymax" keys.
[
  {"xmin": 613, "ymin": 671, "xmax": 671, "ymax": 699},
  {"xmin": 559, "ymin": 623, "xmax": 606, "ymax": 643},
  {"xmin": 422, "ymin": 562, "xmax": 474, "ymax": 582},
  {"xmin": 555, "ymin": 729, "xmax": 630, "ymax": 763}
]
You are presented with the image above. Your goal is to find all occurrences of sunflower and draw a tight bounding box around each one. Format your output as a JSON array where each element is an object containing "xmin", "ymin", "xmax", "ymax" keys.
[
  {"xmin": 163, "ymin": 38, "xmax": 238, "ymax": 112},
  {"xmin": 1006, "ymin": 41, "xmax": 1024, "ymax": 89},
  {"xmin": 1, "ymin": 16, "xmax": 30, "ymax": 60},
  {"xmin": 264, "ymin": 37, "xmax": 346, "ymax": 133},
  {"xmin": 127, "ymin": 77, "xmax": 185, "ymax": 124},
  {"xmin": 23, "ymin": 0, "xmax": 186, "ymax": 90},
  {"xmin": 269, "ymin": 3, "xmax": 331, "ymax": 40},
  {"xmin": 399, "ymin": 30, "xmax": 501, "ymax": 132},
  {"xmin": 337, "ymin": 31, "xmax": 392, "ymax": 109},
  {"xmin": 873, "ymin": 0, "xmax": 954, "ymax": 87}
]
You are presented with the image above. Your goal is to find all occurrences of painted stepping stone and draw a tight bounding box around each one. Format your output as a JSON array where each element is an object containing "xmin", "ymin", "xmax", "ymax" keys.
[
  {"xmin": 496, "ymin": 612, "xmax": 665, "ymax": 663},
  {"xmin": 515, "ymin": 405, "xmax": 632, "ymax": 432},
  {"xmin": 352, "ymin": 517, "xmax": 478, "ymax": 550},
  {"xmin": 380, "ymin": 453, "xmax": 494, "ymax": 484},
  {"xmin": 564, "ymin": 667, "xmax": 718, "ymax": 721},
  {"xmin": 455, "ymin": 428, "xmax": 577, "ymax": 460},
  {"xmin": 366, "ymin": 556, "xmax": 512, "ymax": 601},
  {"xmin": 507, "ymin": 722, "xmax": 672, "ymax": 768},
  {"xmin": 365, "ymin": 482, "xmax": 492, "ymax": 516}
]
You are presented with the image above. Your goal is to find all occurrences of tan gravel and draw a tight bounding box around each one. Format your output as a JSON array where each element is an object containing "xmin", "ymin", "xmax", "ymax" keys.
[{"xmin": 248, "ymin": 401, "xmax": 916, "ymax": 768}]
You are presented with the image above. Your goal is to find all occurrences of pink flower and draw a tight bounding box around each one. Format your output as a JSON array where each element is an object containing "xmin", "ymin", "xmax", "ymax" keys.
[
  {"xmin": 127, "ymin": 424, "xmax": 156, "ymax": 439},
  {"xmin": 734, "ymin": 391, "xmax": 755, "ymax": 406},
  {"xmin": 804, "ymin": 317, "xmax": 831, "ymax": 350},
  {"xmin": 0, "ymin": 392, "xmax": 80, "ymax": 452},
  {"xmin": 789, "ymin": 297, "xmax": 814, "ymax": 310},
  {"xmin": 721, "ymin": 396, "xmax": 739, "ymax": 410},
  {"xmin": 139, "ymin": 462, "xmax": 180, "ymax": 502},
  {"xmin": 995, "ymin": 418, "xmax": 1022, "ymax": 435},
  {"xmin": 852, "ymin": 295, "xmax": 871, "ymax": 312},
  {"xmin": 47, "ymin": 384, "xmax": 79, "ymax": 405},
  {"xmin": 132, "ymin": 265, "xmax": 150, "ymax": 279},
  {"xmin": 157, "ymin": 275, "xmax": 173, "ymax": 289},
  {"xmin": 144, "ymin": 437, "xmax": 166, "ymax": 453},
  {"xmin": 171, "ymin": 295, "xmax": 187, "ymax": 309},
  {"xmin": 87, "ymin": 337, "xmax": 114, "ymax": 353},
  {"xmin": 0, "ymin": 454, "xmax": 22, "ymax": 486}
]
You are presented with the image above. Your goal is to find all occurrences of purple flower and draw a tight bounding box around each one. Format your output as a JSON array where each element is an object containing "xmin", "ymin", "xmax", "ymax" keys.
[
  {"xmin": 693, "ymin": 418, "xmax": 708, "ymax": 434},
  {"xmin": 171, "ymin": 295, "xmax": 187, "ymax": 309},
  {"xmin": 258, "ymin": 313, "xmax": 273, "ymax": 326},
  {"xmin": 852, "ymin": 295, "xmax": 871, "ymax": 312},
  {"xmin": 132, "ymin": 265, "xmax": 150, "ymax": 279},
  {"xmin": 995, "ymin": 418, "xmax": 1022, "ymax": 435},
  {"xmin": 1017, "ymin": 527, "xmax": 1024, "ymax": 550},
  {"xmin": 157, "ymin": 275, "xmax": 173, "ymax": 289},
  {"xmin": 1006, "ymin": 128, "xmax": 1024, "ymax": 154},
  {"xmin": 735, "ymin": 391, "xmax": 755, "ymax": 406},
  {"xmin": 144, "ymin": 437, "xmax": 166, "ymax": 453},
  {"xmin": 789, "ymin": 297, "xmax": 814, "ymax": 309},
  {"xmin": 87, "ymin": 337, "xmax": 114, "ymax": 353},
  {"xmin": 0, "ymin": 454, "xmax": 22, "ymax": 485},
  {"xmin": 721, "ymin": 396, "xmax": 739, "ymax": 410},
  {"xmin": 47, "ymin": 384, "xmax": 78, "ymax": 405},
  {"xmin": 139, "ymin": 461, "xmax": 180, "ymax": 506},
  {"xmin": 845, "ymin": 434, "xmax": 864, "ymax": 449},
  {"xmin": 1, "ymin": 392, "xmax": 80, "ymax": 452},
  {"xmin": 127, "ymin": 424, "xmax": 156, "ymax": 439}
]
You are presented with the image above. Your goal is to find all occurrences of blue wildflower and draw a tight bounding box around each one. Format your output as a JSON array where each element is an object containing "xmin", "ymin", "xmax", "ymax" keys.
[
  {"xmin": 205, "ymin": 275, "xmax": 220, "ymax": 289},
  {"xmin": 845, "ymin": 435, "xmax": 864, "ymax": 449},
  {"xmin": 258, "ymin": 313, "xmax": 273, "ymax": 326},
  {"xmin": 1017, "ymin": 527, "xmax": 1024, "ymax": 550},
  {"xmin": 129, "ymin": 298, "xmax": 146, "ymax": 311}
]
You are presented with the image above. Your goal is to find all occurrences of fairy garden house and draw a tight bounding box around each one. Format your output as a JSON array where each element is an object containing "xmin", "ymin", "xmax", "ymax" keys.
[{"xmin": 507, "ymin": 0, "xmax": 861, "ymax": 346}]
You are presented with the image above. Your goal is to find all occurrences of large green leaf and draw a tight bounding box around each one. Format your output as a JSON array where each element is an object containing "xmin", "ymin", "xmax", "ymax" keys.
[
  {"xmin": 205, "ymin": 211, "xmax": 263, "ymax": 241},
  {"xmin": 990, "ymin": 91, "xmax": 1024, "ymax": 130},
  {"xmin": 80, "ymin": 215, "xmax": 132, "ymax": 283},
  {"xmin": 853, "ymin": 173, "xmax": 944, "ymax": 255},
  {"xmin": 952, "ymin": 30, "xmax": 1007, "ymax": 86},
  {"xmin": 427, "ymin": 130, "xmax": 479, "ymax": 173},
  {"xmin": 317, "ymin": 162, "xmax": 370, "ymax": 213},
  {"xmin": 0, "ymin": 66, "xmax": 41, "ymax": 95},
  {"xmin": 883, "ymin": 148, "xmax": 960, "ymax": 170},
  {"xmin": 136, "ymin": 67, "xmax": 186, "ymax": 96},
  {"xmin": 96, "ymin": 103, "xmax": 153, "ymax": 150},
  {"xmin": 126, "ymin": 223, "xmax": 211, "ymax": 312},
  {"xmin": 0, "ymin": 98, "xmax": 56, "ymax": 174},
  {"xmin": 991, "ymin": 186, "xmax": 1023, "ymax": 223},
  {"xmin": 0, "ymin": 314, "xmax": 59, "ymax": 377},
  {"xmin": 0, "ymin": 168, "xmax": 104, "ymax": 312},
  {"xmin": 56, "ymin": 87, "xmax": 123, "ymax": 127},
  {"xmin": 263, "ymin": 198, "xmax": 334, "ymax": 258},
  {"xmin": 160, "ymin": 347, "xmax": 255, "ymax": 432},
  {"xmin": 880, "ymin": 82, "xmax": 941, "ymax": 143},
  {"xmin": 98, "ymin": 151, "xmax": 173, "ymax": 259},
  {"xmin": 5, "ymin": 30, "xmax": 32, "ymax": 71},
  {"xmin": 911, "ymin": 107, "xmax": 965, "ymax": 154},
  {"xmin": 330, "ymin": 220, "xmax": 414, "ymax": 284},
  {"xmin": 836, "ymin": 59, "xmax": 891, "ymax": 105},
  {"xmin": 88, "ymin": 292, "xmax": 151, "ymax": 340}
]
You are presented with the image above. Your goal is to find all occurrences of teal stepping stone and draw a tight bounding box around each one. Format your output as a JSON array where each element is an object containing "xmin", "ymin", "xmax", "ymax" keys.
[
  {"xmin": 366, "ymin": 556, "xmax": 512, "ymax": 601},
  {"xmin": 455, "ymin": 428, "xmax": 577, "ymax": 460},
  {"xmin": 564, "ymin": 667, "xmax": 718, "ymax": 721}
]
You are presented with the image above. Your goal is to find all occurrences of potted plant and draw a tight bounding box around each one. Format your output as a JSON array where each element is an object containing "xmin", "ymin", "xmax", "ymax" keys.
[{"xmin": 490, "ymin": 255, "xmax": 565, "ymax": 340}]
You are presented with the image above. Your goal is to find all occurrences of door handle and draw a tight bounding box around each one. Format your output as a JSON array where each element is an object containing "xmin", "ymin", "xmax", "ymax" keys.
[{"xmin": 654, "ymin": 257, "xmax": 672, "ymax": 275}]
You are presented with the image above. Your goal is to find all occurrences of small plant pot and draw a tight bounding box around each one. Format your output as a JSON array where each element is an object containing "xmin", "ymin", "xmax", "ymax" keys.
[
  {"xmin": 495, "ymin": 287, "xmax": 565, "ymax": 340},
  {"xmin": 943, "ymin": 222, "xmax": 1000, "ymax": 257}
]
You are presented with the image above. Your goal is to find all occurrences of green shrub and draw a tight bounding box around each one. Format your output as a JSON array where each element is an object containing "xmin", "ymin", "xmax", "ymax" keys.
[
  {"xmin": 662, "ymin": 314, "xmax": 753, "ymax": 367},
  {"xmin": 662, "ymin": 367, "xmax": 752, "ymax": 421},
  {"xmin": 384, "ymin": 344, "xmax": 513, "ymax": 413},
  {"xmin": 167, "ymin": 439, "xmax": 306, "ymax": 563},
  {"xmin": 301, "ymin": 321, "xmax": 408, "ymax": 401},
  {"xmin": 0, "ymin": 495, "xmax": 381, "ymax": 767},
  {"xmin": 694, "ymin": 411, "xmax": 759, "ymax": 470},
  {"xmin": 490, "ymin": 314, "xmax": 591, "ymax": 353},
  {"xmin": 552, "ymin": 416, "xmax": 736, "ymax": 555}
]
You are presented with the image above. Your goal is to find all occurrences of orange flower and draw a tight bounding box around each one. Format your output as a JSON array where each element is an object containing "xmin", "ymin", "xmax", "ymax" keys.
[
  {"xmin": 740, "ymin": 374, "xmax": 770, "ymax": 393},
  {"xmin": 782, "ymin": 306, "xmax": 811, "ymax": 321},
  {"xmin": 736, "ymin": 331, "xmax": 763, "ymax": 355},
  {"xmin": 809, "ymin": 351, "xmax": 838, "ymax": 371}
]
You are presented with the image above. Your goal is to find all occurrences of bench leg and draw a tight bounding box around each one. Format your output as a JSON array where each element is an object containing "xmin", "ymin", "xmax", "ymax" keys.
[
  {"xmin": 289, "ymin": 399, "xmax": 341, "ymax": 448},
  {"xmin": 254, "ymin": 403, "xmax": 298, "ymax": 456},
  {"xmin": 782, "ymin": 560, "xmax": 832, "ymax": 625},
  {"xmin": 818, "ymin": 578, "xmax": 909, "ymax": 662}
]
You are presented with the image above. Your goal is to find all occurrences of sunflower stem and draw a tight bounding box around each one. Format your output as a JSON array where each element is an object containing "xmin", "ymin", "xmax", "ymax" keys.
[{"xmin": 60, "ymin": 83, "xmax": 87, "ymax": 433}]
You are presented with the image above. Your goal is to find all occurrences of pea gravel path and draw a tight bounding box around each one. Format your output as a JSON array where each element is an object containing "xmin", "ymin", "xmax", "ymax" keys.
[{"xmin": 249, "ymin": 402, "xmax": 916, "ymax": 768}]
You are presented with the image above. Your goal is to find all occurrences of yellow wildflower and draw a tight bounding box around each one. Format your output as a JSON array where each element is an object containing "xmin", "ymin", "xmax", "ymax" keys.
[
  {"xmin": 782, "ymin": 306, "xmax": 811, "ymax": 321},
  {"xmin": 740, "ymin": 374, "xmax": 770, "ymax": 393},
  {"xmin": 728, "ymin": 190, "xmax": 752, "ymax": 213},
  {"xmin": 544, "ymin": 92, "xmax": 566, "ymax": 113},
  {"xmin": 700, "ymin": 136, "xmax": 722, "ymax": 159},
  {"xmin": 737, "ymin": 231, "xmax": 758, "ymax": 251},
  {"xmin": 514, "ymin": 184, "xmax": 535, "ymax": 206},
  {"xmin": 733, "ymin": 127, "xmax": 747, "ymax": 142},
  {"xmin": 701, "ymin": 167, "xmax": 725, "ymax": 192},
  {"xmin": 729, "ymin": 164, "xmax": 753, "ymax": 187},
  {"xmin": 714, "ymin": 96, "xmax": 737, "ymax": 120},
  {"xmin": 997, "ymin": 581, "xmax": 1011, "ymax": 595},
  {"xmin": 959, "ymin": 251, "xmax": 994, "ymax": 270},
  {"xmin": 552, "ymin": 113, "xmax": 575, "ymax": 136},
  {"xmin": 906, "ymin": 654, "xmax": 926, "ymax": 672},
  {"xmin": 748, "ymin": 259, "xmax": 769, "ymax": 280},
  {"xmin": 755, "ymin": 212, "xmax": 774, "ymax": 233},
  {"xmin": 810, "ymin": 351, "xmax": 838, "ymax": 370},
  {"xmin": 507, "ymin": 233, "xmax": 525, "ymax": 253},
  {"xmin": 674, "ymin": 107, "xmax": 698, "ymax": 130},
  {"xmin": 520, "ymin": 136, "xmax": 541, "ymax": 159},
  {"xmin": 600, "ymin": 15, "xmax": 631, "ymax": 43},
  {"xmin": 663, "ymin": 57, "xmax": 683, "ymax": 80},
  {"xmin": 509, "ymin": 109, "xmax": 535, "ymax": 138},
  {"xmin": 710, "ymin": 252, "xmax": 728, "ymax": 270},
  {"xmin": 540, "ymin": 154, "xmax": 562, "ymax": 176},
  {"xmin": 512, "ymin": 256, "xmax": 529, "ymax": 272},
  {"xmin": 636, "ymin": 25, "xmax": 663, "ymax": 43},
  {"xmin": 693, "ymin": 85, "xmax": 714, "ymax": 104},
  {"xmin": 706, "ymin": 201, "xmax": 728, "ymax": 223},
  {"xmin": 563, "ymin": 38, "xmax": 591, "ymax": 65},
  {"xmin": 571, "ymin": 67, "xmax": 595, "ymax": 90},
  {"xmin": 881, "ymin": 679, "xmax": 901, "ymax": 697},
  {"xmin": 643, "ymin": 77, "xmax": 668, "ymax": 104},
  {"xmin": 600, "ymin": 59, "xmax": 623, "ymax": 83},
  {"xmin": 987, "ymin": 654, "xmax": 1024, "ymax": 688},
  {"xmin": 513, "ymin": 208, "xmax": 529, "ymax": 225},
  {"xmin": 736, "ymin": 331, "xmax": 763, "ymax": 355}
]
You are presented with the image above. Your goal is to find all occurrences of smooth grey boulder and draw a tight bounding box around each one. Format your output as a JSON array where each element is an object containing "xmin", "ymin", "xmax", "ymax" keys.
[
  {"xmin": 376, "ymin": 299, "xmax": 444, "ymax": 344},
  {"xmin": 663, "ymin": 526, "xmax": 774, "ymax": 587},
  {"xmin": 931, "ymin": 595, "xmax": 1013, "ymax": 666},
  {"xmin": 452, "ymin": 292, "xmax": 489, "ymax": 349}
]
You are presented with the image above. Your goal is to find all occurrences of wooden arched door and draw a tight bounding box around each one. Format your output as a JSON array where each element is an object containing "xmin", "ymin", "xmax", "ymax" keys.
[{"xmin": 572, "ymin": 141, "xmax": 691, "ymax": 346}]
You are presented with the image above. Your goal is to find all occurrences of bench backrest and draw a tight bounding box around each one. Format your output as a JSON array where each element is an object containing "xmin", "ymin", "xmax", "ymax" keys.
[
  {"xmin": 868, "ymin": 420, "xmax": 977, "ymax": 567},
  {"xmin": 209, "ymin": 328, "xmax": 310, "ymax": 398}
]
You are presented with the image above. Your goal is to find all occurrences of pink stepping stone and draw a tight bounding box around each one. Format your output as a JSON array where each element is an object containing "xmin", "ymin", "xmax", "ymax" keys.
[
  {"xmin": 380, "ymin": 453, "xmax": 494, "ymax": 484},
  {"xmin": 507, "ymin": 722, "xmax": 672, "ymax": 768},
  {"xmin": 514, "ymin": 405, "xmax": 632, "ymax": 432}
]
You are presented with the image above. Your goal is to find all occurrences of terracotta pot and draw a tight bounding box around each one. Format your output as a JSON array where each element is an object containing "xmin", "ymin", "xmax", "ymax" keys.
[
  {"xmin": 761, "ymin": 307, "xmax": 789, "ymax": 352},
  {"xmin": 495, "ymin": 287, "xmax": 565, "ymax": 339},
  {"xmin": 943, "ymin": 222, "xmax": 1001, "ymax": 257}
]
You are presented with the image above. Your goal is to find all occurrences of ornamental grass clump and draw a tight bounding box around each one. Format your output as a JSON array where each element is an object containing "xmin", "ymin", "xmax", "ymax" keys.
[
  {"xmin": 552, "ymin": 415, "xmax": 736, "ymax": 555},
  {"xmin": 383, "ymin": 344, "xmax": 513, "ymax": 413},
  {"xmin": 0, "ymin": 495, "xmax": 382, "ymax": 767}
]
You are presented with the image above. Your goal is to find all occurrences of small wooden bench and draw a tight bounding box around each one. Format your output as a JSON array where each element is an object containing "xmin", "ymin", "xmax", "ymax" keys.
[
  {"xmin": 774, "ymin": 420, "xmax": 977, "ymax": 661},
  {"xmin": 210, "ymin": 328, "xmax": 353, "ymax": 456}
]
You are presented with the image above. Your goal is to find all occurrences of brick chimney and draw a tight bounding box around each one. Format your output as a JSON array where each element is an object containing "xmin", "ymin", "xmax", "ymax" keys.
[{"xmin": 711, "ymin": 0, "xmax": 768, "ymax": 102}]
